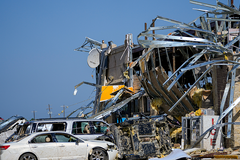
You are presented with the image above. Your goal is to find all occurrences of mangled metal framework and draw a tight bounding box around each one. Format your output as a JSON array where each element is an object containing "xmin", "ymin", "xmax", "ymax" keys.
[
  {"xmin": 74, "ymin": 34, "xmax": 145, "ymax": 120},
  {"xmin": 128, "ymin": 0, "xmax": 240, "ymax": 147},
  {"xmin": 74, "ymin": 37, "xmax": 102, "ymax": 52},
  {"xmin": 104, "ymin": 116, "xmax": 172, "ymax": 159},
  {"xmin": 74, "ymin": 0, "xmax": 240, "ymax": 151}
]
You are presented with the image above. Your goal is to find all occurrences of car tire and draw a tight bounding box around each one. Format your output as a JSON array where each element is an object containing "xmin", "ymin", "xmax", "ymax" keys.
[
  {"xmin": 19, "ymin": 153, "xmax": 37, "ymax": 160},
  {"xmin": 90, "ymin": 148, "xmax": 107, "ymax": 160}
]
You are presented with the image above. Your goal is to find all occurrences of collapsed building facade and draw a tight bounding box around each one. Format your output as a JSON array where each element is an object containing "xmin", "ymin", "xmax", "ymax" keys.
[{"xmin": 74, "ymin": 0, "xmax": 240, "ymax": 152}]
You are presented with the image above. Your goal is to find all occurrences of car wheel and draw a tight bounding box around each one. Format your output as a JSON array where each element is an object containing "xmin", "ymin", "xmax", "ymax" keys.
[
  {"xmin": 19, "ymin": 153, "xmax": 37, "ymax": 160},
  {"xmin": 90, "ymin": 148, "xmax": 107, "ymax": 160}
]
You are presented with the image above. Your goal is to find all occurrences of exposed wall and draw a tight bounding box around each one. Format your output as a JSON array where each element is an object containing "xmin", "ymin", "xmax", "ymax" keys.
[
  {"xmin": 212, "ymin": 62, "xmax": 229, "ymax": 116},
  {"xmin": 231, "ymin": 68, "xmax": 240, "ymax": 148}
]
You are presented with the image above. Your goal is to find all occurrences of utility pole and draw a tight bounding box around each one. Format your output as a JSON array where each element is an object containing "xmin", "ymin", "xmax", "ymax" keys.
[
  {"xmin": 47, "ymin": 104, "xmax": 52, "ymax": 118},
  {"xmin": 32, "ymin": 110, "xmax": 37, "ymax": 120},
  {"xmin": 61, "ymin": 105, "xmax": 65, "ymax": 118}
]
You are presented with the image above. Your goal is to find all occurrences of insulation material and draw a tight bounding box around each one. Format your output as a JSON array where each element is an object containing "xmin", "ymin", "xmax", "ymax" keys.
[
  {"xmin": 195, "ymin": 108, "xmax": 202, "ymax": 116},
  {"xmin": 100, "ymin": 85, "xmax": 133, "ymax": 102},
  {"xmin": 150, "ymin": 98, "xmax": 165, "ymax": 111},
  {"xmin": 205, "ymin": 83, "xmax": 212, "ymax": 90},
  {"xmin": 170, "ymin": 127, "xmax": 182, "ymax": 138},
  {"xmin": 192, "ymin": 88, "xmax": 205, "ymax": 108},
  {"xmin": 191, "ymin": 88, "xmax": 212, "ymax": 108},
  {"xmin": 123, "ymin": 70, "xmax": 130, "ymax": 79}
]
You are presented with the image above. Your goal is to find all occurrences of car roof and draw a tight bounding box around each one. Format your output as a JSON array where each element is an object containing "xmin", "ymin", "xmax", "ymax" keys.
[
  {"xmin": 31, "ymin": 131, "xmax": 71, "ymax": 135},
  {"xmin": 15, "ymin": 131, "xmax": 84, "ymax": 143},
  {"xmin": 25, "ymin": 118, "xmax": 107, "ymax": 124}
]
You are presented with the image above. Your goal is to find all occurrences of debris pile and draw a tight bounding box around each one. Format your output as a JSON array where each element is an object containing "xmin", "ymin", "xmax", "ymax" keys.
[
  {"xmin": 103, "ymin": 116, "xmax": 172, "ymax": 159},
  {"xmin": 74, "ymin": 0, "xmax": 240, "ymax": 158}
]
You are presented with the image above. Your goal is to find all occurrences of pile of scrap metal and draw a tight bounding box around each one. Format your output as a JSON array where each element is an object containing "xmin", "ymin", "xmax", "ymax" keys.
[
  {"xmin": 74, "ymin": 0, "xmax": 240, "ymax": 154},
  {"xmin": 97, "ymin": 114, "xmax": 172, "ymax": 160}
]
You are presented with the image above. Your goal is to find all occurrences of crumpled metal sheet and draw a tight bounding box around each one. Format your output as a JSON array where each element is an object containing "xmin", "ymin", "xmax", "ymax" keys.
[
  {"xmin": 108, "ymin": 117, "xmax": 172, "ymax": 159},
  {"xmin": 149, "ymin": 149, "xmax": 191, "ymax": 160}
]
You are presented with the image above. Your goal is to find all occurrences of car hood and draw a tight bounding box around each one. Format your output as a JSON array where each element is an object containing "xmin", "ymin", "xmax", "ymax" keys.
[{"xmin": 86, "ymin": 140, "xmax": 116, "ymax": 149}]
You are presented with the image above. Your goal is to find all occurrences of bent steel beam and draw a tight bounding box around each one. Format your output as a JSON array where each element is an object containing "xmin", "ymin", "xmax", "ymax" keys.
[
  {"xmin": 217, "ymin": 96, "xmax": 240, "ymax": 124},
  {"xmin": 66, "ymin": 101, "xmax": 94, "ymax": 118},
  {"xmin": 74, "ymin": 37, "xmax": 102, "ymax": 52},
  {"xmin": 104, "ymin": 88, "xmax": 125, "ymax": 110},
  {"xmin": 190, "ymin": 0, "xmax": 230, "ymax": 11},
  {"xmin": 181, "ymin": 60, "xmax": 240, "ymax": 72},
  {"xmin": 168, "ymin": 65, "xmax": 213, "ymax": 112},
  {"xmin": 129, "ymin": 48, "xmax": 154, "ymax": 69},
  {"xmin": 91, "ymin": 90, "xmax": 145, "ymax": 119},
  {"xmin": 166, "ymin": 50, "xmax": 207, "ymax": 91},
  {"xmin": 227, "ymin": 70, "xmax": 236, "ymax": 138}
]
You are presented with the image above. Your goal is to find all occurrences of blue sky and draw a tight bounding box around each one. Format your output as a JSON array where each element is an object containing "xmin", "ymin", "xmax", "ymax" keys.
[{"xmin": 0, "ymin": 0, "xmax": 231, "ymax": 120}]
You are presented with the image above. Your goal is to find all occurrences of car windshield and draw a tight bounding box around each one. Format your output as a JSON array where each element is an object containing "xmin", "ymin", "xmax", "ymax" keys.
[{"xmin": 0, "ymin": 116, "xmax": 19, "ymax": 130}]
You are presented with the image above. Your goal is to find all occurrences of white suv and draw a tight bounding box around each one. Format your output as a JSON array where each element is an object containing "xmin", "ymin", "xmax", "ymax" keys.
[{"xmin": 6, "ymin": 118, "xmax": 109, "ymax": 142}]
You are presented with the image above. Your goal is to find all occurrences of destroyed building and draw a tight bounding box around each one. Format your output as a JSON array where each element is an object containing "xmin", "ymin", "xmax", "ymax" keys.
[{"xmin": 74, "ymin": 0, "xmax": 240, "ymax": 151}]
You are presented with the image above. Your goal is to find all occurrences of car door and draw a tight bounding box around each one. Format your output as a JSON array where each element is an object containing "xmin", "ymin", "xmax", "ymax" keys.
[
  {"xmin": 54, "ymin": 133, "xmax": 87, "ymax": 160},
  {"xmin": 29, "ymin": 133, "xmax": 58, "ymax": 160}
]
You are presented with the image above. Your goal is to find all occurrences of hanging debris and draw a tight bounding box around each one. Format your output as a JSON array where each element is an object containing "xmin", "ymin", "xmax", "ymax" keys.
[{"xmin": 74, "ymin": 0, "xmax": 240, "ymax": 155}]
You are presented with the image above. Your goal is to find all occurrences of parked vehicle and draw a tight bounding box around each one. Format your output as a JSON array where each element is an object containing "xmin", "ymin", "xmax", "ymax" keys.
[
  {"xmin": 0, "ymin": 116, "xmax": 26, "ymax": 144},
  {"xmin": 0, "ymin": 131, "xmax": 118, "ymax": 160},
  {"xmin": 6, "ymin": 117, "xmax": 109, "ymax": 142}
]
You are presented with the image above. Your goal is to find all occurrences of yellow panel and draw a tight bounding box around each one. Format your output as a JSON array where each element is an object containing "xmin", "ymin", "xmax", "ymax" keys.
[{"xmin": 100, "ymin": 85, "xmax": 133, "ymax": 102}]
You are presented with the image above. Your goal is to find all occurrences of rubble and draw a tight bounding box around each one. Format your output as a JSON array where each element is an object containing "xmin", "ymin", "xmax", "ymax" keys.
[
  {"xmin": 98, "ymin": 115, "xmax": 172, "ymax": 159},
  {"xmin": 73, "ymin": 0, "xmax": 240, "ymax": 158},
  {"xmin": 0, "ymin": 116, "xmax": 26, "ymax": 144}
]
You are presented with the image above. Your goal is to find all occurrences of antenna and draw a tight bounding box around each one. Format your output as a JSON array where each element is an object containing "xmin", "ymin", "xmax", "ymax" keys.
[
  {"xmin": 87, "ymin": 48, "xmax": 100, "ymax": 68},
  {"xmin": 74, "ymin": 37, "xmax": 102, "ymax": 52}
]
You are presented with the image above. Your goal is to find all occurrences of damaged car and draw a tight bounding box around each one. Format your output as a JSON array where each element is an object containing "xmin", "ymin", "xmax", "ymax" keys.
[
  {"xmin": 0, "ymin": 131, "xmax": 118, "ymax": 160},
  {"xmin": 0, "ymin": 116, "xmax": 26, "ymax": 144}
]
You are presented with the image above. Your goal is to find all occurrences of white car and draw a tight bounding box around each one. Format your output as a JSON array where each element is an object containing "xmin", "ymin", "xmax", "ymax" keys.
[
  {"xmin": 0, "ymin": 131, "xmax": 118, "ymax": 160},
  {"xmin": 6, "ymin": 118, "xmax": 109, "ymax": 142}
]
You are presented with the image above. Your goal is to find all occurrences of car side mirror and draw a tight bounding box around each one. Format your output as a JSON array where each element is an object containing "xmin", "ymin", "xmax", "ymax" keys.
[{"xmin": 76, "ymin": 139, "xmax": 81, "ymax": 145}]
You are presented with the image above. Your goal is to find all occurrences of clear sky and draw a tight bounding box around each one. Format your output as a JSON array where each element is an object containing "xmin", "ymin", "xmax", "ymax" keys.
[{"xmin": 0, "ymin": 0, "xmax": 232, "ymax": 120}]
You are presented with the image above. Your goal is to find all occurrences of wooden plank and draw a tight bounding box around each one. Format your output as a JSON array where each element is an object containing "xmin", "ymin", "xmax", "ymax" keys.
[
  {"xmin": 155, "ymin": 66, "xmax": 195, "ymax": 111},
  {"xmin": 139, "ymin": 76, "xmax": 157, "ymax": 98},
  {"xmin": 143, "ymin": 72, "xmax": 186, "ymax": 115},
  {"xmin": 149, "ymin": 71, "xmax": 186, "ymax": 115}
]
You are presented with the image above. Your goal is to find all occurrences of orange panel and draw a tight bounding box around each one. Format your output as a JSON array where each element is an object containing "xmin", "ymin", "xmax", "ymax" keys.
[{"xmin": 100, "ymin": 85, "xmax": 133, "ymax": 102}]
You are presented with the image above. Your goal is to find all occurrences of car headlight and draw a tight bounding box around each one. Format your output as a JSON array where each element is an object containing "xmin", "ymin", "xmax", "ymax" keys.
[{"xmin": 107, "ymin": 144, "xmax": 118, "ymax": 150}]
